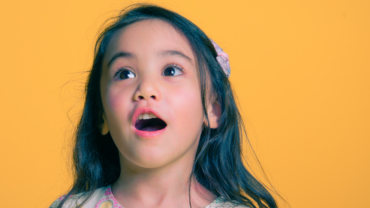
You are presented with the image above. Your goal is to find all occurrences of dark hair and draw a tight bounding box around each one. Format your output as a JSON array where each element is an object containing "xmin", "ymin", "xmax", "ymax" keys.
[{"xmin": 58, "ymin": 4, "xmax": 278, "ymax": 208}]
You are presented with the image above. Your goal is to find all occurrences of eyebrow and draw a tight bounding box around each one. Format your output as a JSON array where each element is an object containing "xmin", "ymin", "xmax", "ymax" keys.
[
  {"xmin": 107, "ymin": 49, "xmax": 193, "ymax": 67},
  {"xmin": 160, "ymin": 50, "xmax": 193, "ymax": 64},
  {"xmin": 107, "ymin": 51, "xmax": 135, "ymax": 67}
]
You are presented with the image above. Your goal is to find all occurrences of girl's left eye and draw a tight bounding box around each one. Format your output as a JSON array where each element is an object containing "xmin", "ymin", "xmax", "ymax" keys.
[{"xmin": 163, "ymin": 64, "xmax": 183, "ymax": 76}]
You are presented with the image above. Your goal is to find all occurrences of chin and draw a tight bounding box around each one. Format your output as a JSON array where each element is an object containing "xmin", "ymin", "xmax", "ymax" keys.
[{"xmin": 120, "ymin": 151, "xmax": 176, "ymax": 170}]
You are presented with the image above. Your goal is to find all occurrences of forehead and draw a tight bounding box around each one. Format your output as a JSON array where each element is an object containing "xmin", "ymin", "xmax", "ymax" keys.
[{"xmin": 104, "ymin": 19, "xmax": 195, "ymax": 62}]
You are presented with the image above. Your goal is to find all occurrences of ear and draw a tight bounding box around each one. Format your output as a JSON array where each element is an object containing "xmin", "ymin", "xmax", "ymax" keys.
[
  {"xmin": 204, "ymin": 99, "xmax": 221, "ymax": 129},
  {"xmin": 100, "ymin": 113, "xmax": 109, "ymax": 135}
]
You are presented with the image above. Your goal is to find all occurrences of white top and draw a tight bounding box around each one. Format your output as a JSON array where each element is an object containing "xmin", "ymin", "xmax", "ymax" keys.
[{"xmin": 50, "ymin": 185, "xmax": 249, "ymax": 208}]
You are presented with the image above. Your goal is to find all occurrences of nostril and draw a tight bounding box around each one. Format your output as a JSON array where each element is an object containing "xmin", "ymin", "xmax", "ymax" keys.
[{"xmin": 136, "ymin": 95, "xmax": 156, "ymax": 100}]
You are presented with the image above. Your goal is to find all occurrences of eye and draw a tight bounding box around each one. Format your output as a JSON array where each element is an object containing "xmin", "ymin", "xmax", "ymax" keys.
[
  {"xmin": 163, "ymin": 64, "xmax": 183, "ymax": 76},
  {"xmin": 114, "ymin": 69, "xmax": 136, "ymax": 80}
]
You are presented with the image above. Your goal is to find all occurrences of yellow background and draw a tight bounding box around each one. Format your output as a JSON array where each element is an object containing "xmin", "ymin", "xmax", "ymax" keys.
[{"xmin": 0, "ymin": 0, "xmax": 369, "ymax": 207}]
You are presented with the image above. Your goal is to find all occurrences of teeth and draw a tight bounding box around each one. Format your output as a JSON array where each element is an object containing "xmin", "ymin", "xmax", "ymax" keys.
[
  {"xmin": 137, "ymin": 113, "xmax": 157, "ymax": 121},
  {"xmin": 143, "ymin": 114, "xmax": 149, "ymax": 119}
]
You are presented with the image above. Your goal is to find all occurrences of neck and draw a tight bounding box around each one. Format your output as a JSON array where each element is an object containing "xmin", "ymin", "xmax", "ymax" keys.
[{"xmin": 112, "ymin": 155, "xmax": 216, "ymax": 208}]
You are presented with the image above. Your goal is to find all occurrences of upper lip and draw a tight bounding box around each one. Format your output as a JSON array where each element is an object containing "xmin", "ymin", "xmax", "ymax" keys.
[{"xmin": 131, "ymin": 107, "xmax": 165, "ymax": 126}]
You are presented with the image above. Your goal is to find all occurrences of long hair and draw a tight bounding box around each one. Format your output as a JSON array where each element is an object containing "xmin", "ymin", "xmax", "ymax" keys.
[{"xmin": 58, "ymin": 4, "xmax": 277, "ymax": 208}]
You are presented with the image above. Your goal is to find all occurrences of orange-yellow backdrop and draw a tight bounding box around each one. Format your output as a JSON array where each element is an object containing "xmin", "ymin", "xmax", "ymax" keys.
[{"xmin": 0, "ymin": 0, "xmax": 369, "ymax": 207}]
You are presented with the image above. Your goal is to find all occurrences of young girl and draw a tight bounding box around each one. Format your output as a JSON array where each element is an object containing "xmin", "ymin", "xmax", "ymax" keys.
[{"xmin": 51, "ymin": 4, "xmax": 277, "ymax": 208}]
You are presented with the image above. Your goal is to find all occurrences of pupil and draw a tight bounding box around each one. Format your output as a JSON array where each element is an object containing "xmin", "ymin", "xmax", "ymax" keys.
[
  {"xmin": 164, "ymin": 67, "xmax": 175, "ymax": 76},
  {"xmin": 120, "ymin": 71, "xmax": 129, "ymax": 79}
]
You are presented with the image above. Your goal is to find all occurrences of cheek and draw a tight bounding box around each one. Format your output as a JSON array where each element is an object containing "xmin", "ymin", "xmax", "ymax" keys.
[
  {"xmin": 104, "ymin": 86, "xmax": 133, "ymax": 126},
  {"xmin": 108, "ymin": 91, "xmax": 121, "ymax": 111},
  {"xmin": 170, "ymin": 85, "xmax": 204, "ymax": 130},
  {"xmin": 101, "ymin": 79, "xmax": 121, "ymax": 114},
  {"xmin": 107, "ymin": 87, "xmax": 129, "ymax": 112}
]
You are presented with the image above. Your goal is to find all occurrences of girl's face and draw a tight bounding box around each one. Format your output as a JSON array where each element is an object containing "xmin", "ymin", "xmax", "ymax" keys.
[{"xmin": 100, "ymin": 19, "xmax": 208, "ymax": 170}]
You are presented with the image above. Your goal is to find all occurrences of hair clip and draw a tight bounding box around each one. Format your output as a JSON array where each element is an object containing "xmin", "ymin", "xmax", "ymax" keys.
[{"xmin": 211, "ymin": 39, "xmax": 230, "ymax": 78}]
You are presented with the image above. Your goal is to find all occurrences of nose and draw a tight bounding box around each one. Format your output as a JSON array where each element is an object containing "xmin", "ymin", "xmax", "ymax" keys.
[{"xmin": 133, "ymin": 77, "xmax": 161, "ymax": 102}]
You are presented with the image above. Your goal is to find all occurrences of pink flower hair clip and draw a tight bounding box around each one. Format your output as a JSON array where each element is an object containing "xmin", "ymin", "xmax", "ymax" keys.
[{"xmin": 211, "ymin": 39, "xmax": 231, "ymax": 78}]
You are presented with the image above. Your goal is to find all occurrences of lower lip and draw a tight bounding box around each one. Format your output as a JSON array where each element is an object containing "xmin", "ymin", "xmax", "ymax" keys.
[{"xmin": 133, "ymin": 127, "xmax": 166, "ymax": 138}]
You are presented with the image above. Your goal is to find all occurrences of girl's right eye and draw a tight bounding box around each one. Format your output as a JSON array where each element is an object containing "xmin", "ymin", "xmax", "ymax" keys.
[{"xmin": 114, "ymin": 69, "xmax": 136, "ymax": 80}]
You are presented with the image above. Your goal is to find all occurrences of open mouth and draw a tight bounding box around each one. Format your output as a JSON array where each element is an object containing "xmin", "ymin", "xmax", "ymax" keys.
[{"xmin": 135, "ymin": 113, "xmax": 167, "ymax": 132}]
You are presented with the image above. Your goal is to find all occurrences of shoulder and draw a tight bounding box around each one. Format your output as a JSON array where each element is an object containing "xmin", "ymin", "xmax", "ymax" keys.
[
  {"xmin": 49, "ymin": 186, "xmax": 109, "ymax": 208},
  {"xmin": 207, "ymin": 197, "xmax": 251, "ymax": 208}
]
